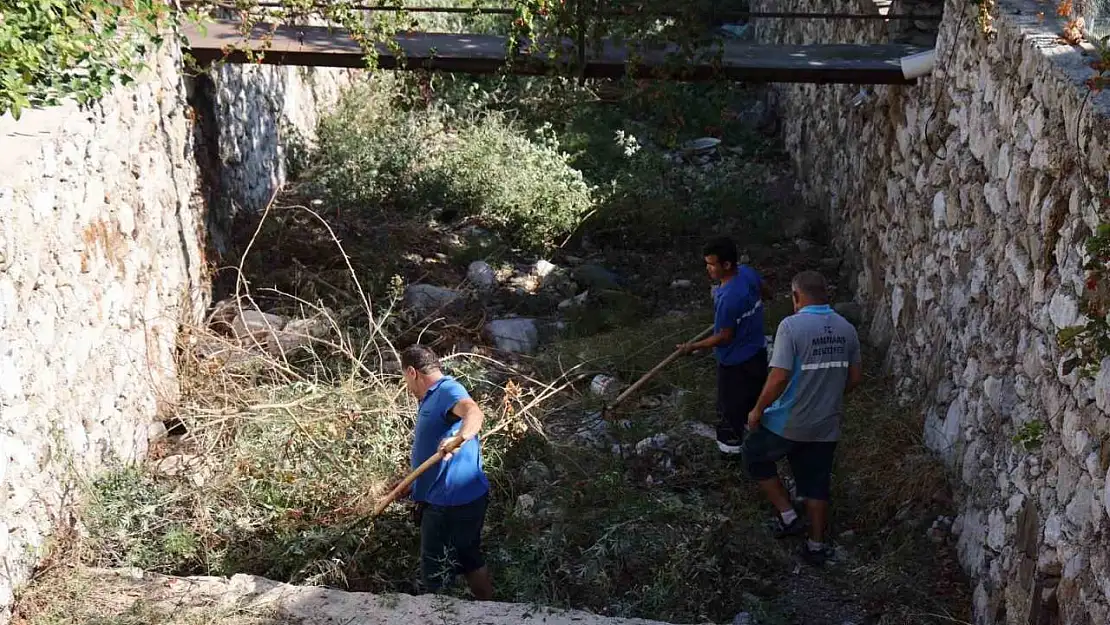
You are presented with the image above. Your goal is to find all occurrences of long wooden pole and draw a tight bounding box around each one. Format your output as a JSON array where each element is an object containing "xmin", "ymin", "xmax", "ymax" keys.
[{"xmin": 602, "ymin": 324, "xmax": 714, "ymax": 417}]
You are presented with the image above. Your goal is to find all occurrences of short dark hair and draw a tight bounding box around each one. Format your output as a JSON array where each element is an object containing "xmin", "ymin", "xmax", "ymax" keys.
[
  {"xmin": 703, "ymin": 236, "xmax": 738, "ymax": 266},
  {"xmin": 400, "ymin": 344, "xmax": 440, "ymax": 374},
  {"xmin": 791, "ymin": 270, "xmax": 829, "ymax": 303}
]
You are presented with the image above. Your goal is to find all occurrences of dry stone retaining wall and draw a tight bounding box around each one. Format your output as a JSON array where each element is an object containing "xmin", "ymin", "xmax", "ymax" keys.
[
  {"xmin": 0, "ymin": 43, "xmax": 355, "ymax": 623},
  {"xmin": 754, "ymin": 0, "xmax": 1110, "ymax": 623}
]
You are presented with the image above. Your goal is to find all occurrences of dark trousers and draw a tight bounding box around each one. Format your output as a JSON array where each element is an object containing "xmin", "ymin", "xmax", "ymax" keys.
[
  {"xmin": 717, "ymin": 349, "xmax": 769, "ymax": 449},
  {"xmin": 419, "ymin": 492, "xmax": 489, "ymax": 592}
]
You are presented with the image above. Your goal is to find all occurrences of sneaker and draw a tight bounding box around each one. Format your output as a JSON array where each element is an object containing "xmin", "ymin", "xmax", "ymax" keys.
[
  {"xmin": 770, "ymin": 511, "xmax": 807, "ymax": 538},
  {"xmin": 717, "ymin": 440, "xmax": 743, "ymax": 454},
  {"xmin": 799, "ymin": 542, "xmax": 834, "ymax": 567}
]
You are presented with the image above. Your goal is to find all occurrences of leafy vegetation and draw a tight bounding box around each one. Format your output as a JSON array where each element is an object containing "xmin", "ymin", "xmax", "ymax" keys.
[
  {"xmin": 1057, "ymin": 224, "xmax": 1110, "ymax": 377},
  {"xmin": 0, "ymin": 0, "xmax": 169, "ymax": 119}
]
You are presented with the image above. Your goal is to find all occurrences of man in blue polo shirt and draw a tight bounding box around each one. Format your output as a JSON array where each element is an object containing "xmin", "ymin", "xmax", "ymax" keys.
[
  {"xmin": 395, "ymin": 344, "xmax": 493, "ymax": 599},
  {"xmin": 678, "ymin": 236, "xmax": 770, "ymax": 454},
  {"xmin": 744, "ymin": 270, "xmax": 862, "ymax": 566}
]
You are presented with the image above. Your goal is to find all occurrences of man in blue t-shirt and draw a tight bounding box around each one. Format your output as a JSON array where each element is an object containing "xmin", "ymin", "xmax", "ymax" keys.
[
  {"xmin": 677, "ymin": 236, "xmax": 770, "ymax": 454},
  {"xmin": 392, "ymin": 344, "xmax": 493, "ymax": 599}
]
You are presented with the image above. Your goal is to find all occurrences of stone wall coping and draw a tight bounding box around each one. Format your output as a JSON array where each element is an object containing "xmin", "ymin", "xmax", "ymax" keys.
[{"xmin": 994, "ymin": 0, "xmax": 1110, "ymax": 118}]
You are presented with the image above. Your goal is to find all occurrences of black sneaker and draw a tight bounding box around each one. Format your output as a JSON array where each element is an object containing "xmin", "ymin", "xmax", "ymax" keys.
[
  {"xmin": 799, "ymin": 542, "xmax": 834, "ymax": 567},
  {"xmin": 770, "ymin": 511, "xmax": 807, "ymax": 538}
]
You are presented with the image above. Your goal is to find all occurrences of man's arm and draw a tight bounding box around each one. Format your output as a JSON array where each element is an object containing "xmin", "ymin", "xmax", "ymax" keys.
[
  {"xmin": 846, "ymin": 364, "xmax": 863, "ymax": 394},
  {"xmin": 845, "ymin": 329, "xmax": 863, "ymax": 394},
  {"xmin": 747, "ymin": 320, "xmax": 794, "ymax": 430},
  {"xmin": 439, "ymin": 397, "xmax": 484, "ymax": 460},
  {"xmin": 682, "ymin": 326, "xmax": 734, "ymax": 352}
]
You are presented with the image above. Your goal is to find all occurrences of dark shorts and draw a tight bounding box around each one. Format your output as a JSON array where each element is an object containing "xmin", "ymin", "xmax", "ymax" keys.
[
  {"xmin": 419, "ymin": 492, "xmax": 488, "ymax": 592},
  {"xmin": 742, "ymin": 427, "xmax": 837, "ymax": 501},
  {"xmin": 717, "ymin": 349, "xmax": 769, "ymax": 449}
]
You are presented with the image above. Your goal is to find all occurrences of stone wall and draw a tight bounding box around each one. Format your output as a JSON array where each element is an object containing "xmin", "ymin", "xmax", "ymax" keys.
[
  {"xmin": 753, "ymin": 0, "xmax": 1110, "ymax": 623},
  {"xmin": 0, "ymin": 44, "xmax": 355, "ymax": 622}
]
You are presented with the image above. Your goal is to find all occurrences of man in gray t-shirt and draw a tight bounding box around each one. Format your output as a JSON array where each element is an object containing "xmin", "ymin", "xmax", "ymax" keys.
[{"xmin": 742, "ymin": 270, "xmax": 862, "ymax": 566}]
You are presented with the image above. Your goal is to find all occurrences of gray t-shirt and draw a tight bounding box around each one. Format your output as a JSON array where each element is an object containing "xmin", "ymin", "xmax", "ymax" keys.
[{"xmin": 763, "ymin": 305, "xmax": 861, "ymax": 442}]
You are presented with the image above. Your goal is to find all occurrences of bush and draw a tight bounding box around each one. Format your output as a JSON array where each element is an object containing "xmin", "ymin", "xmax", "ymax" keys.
[
  {"xmin": 307, "ymin": 83, "xmax": 437, "ymax": 212},
  {"xmin": 306, "ymin": 85, "xmax": 594, "ymax": 253},
  {"xmin": 434, "ymin": 116, "xmax": 594, "ymax": 252},
  {"xmin": 0, "ymin": 0, "xmax": 166, "ymax": 119}
]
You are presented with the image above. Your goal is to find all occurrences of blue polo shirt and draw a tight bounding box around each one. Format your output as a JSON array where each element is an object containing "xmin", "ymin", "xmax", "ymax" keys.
[
  {"xmin": 712, "ymin": 265, "xmax": 766, "ymax": 366},
  {"xmin": 410, "ymin": 376, "xmax": 490, "ymax": 506}
]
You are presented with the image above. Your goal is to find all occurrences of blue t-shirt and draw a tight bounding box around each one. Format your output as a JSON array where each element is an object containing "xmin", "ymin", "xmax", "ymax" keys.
[
  {"xmin": 712, "ymin": 265, "xmax": 766, "ymax": 366},
  {"xmin": 410, "ymin": 376, "xmax": 490, "ymax": 506}
]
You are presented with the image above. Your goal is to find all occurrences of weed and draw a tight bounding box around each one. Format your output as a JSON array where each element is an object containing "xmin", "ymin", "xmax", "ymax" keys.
[{"xmin": 1013, "ymin": 420, "xmax": 1046, "ymax": 451}]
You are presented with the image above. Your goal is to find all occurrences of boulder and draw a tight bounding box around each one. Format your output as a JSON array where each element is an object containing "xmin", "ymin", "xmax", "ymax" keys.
[
  {"xmin": 268, "ymin": 316, "xmax": 331, "ymax": 357},
  {"xmin": 590, "ymin": 374, "xmax": 621, "ymax": 398},
  {"xmin": 533, "ymin": 260, "xmax": 558, "ymax": 278},
  {"xmin": 231, "ymin": 311, "xmax": 287, "ymax": 341},
  {"xmin": 467, "ymin": 260, "xmax": 498, "ymax": 291},
  {"xmin": 404, "ymin": 284, "xmax": 463, "ymax": 316},
  {"xmin": 520, "ymin": 460, "xmax": 553, "ymax": 488},
  {"xmin": 486, "ymin": 318, "xmax": 539, "ymax": 354},
  {"xmin": 572, "ymin": 264, "xmax": 625, "ymax": 291}
]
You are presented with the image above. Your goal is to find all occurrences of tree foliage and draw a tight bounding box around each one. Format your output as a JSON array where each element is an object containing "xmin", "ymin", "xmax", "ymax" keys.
[{"xmin": 0, "ymin": 0, "xmax": 736, "ymax": 119}]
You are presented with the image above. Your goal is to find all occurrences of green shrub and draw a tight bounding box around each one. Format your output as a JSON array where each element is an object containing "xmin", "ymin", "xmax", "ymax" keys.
[
  {"xmin": 0, "ymin": 0, "xmax": 166, "ymax": 119},
  {"xmin": 307, "ymin": 87, "xmax": 594, "ymax": 253},
  {"xmin": 307, "ymin": 83, "xmax": 437, "ymax": 212},
  {"xmin": 434, "ymin": 116, "xmax": 594, "ymax": 252}
]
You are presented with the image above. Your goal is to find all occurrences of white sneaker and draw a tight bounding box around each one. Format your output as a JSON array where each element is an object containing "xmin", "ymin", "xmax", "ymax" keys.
[{"xmin": 717, "ymin": 441, "xmax": 742, "ymax": 454}]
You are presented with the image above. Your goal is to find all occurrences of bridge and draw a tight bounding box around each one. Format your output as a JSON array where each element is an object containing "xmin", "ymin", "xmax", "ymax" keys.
[{"xmin": 182, "ymin": 10, "xmax": 939, "ymax": 85}]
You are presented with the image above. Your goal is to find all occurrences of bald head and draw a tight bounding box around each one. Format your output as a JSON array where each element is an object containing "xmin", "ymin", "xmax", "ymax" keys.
[{"xmin": 791, "ymin": 270, "xmax": 829, "ymax": 307}]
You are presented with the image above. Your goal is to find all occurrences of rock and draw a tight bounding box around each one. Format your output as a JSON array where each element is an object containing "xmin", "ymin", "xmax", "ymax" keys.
[
  {"xmin": 1104, "ymin": 466, "xmax": 1110, "ymax": 520},
  {"xmin": 572, "ymin": 264, "xmax": 625, "ymax": 291},
  {"xmin": 1094, "ymin": 358, "xmax": 1110, "ymax": 412},
  {"xmin": 572, "ymin": 411, "xmax": 611, "ymax": 448},
  {"xmin": 206, "ymin": 298, "xmax": 240, "ymax": 335},
  {"xmin": 467, "ymin": 260, "xmax": 497, "ymax": 290},
  {"xmin": 404, "ymin": 284, "xmax": 463, "ymax": 316},
  {"xmin": 515, "ymin": 494, "xmax": 536, "ymax": 517},
  {"xmin": 269, "ymin": 316, "xmax": 331, "ymax": 356},
  {"xmin": 520, "ymin": 460, "xmax": 552, "ymax": 488},
  {"xmin": 795, "ymin": 238, "xmax": 817, "ymax": 252},
  {"xmin": 682, "ymin": 421, "xmax": 716, "ymax": 441},
  {"xmin": 670, "ymin": 279, "xmax": 692, "ymax": 288},
  {"xmin": 833, "ymin": 301, "xmax": 863, "ymax": 326},
  {"xmin": 533, "ymin": 260, "xmax": 557, "ymax": 278},
  {"xmin": 153, "ymin": 454, "xmax": 210, "ymax": 487},
  {"xmin": 590, "ymin": 374, "xmax": 621, "ymax": 398},
  {"xmin": 635, "ymin": 433, "xmax": 670, "ymax": 455},
  {"xmin": 230, "ymin": 311, "xmax": 287, "ymax": 341},
  {"xmin": 486, "ymin": 318, "xmax": 539, "ymax": 354},
  {"xmin": 559, "ymin": 290, "xmax": 589, "ymax": 310},
  {"xmin": 147, "ymin": 421, "xmax": 167, "ymax": 443},
  {"xmin": 1049, "ymin": 292, "xmax": 1079, "ymax": 329}
]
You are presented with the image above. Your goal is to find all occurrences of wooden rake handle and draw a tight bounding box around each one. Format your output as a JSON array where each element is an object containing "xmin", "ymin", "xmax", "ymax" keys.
[
  {"xmin": 371, "ymin": 438, "xmax": 464, "ymax": 517},
  {"xmin": 602, "ymin": 324, "xmax": 714, "ymax": 417}
]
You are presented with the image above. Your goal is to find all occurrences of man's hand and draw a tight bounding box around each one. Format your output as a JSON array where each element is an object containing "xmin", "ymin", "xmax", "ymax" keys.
[
  {"xmin": 747, "ymin": 407, "xmax": 763, "ymax": 432},
  {"xmin": 675, "ymin": 342, "xmax": 695, "ymax": 354},
  {"xmin": 438, "ymin": 434, "xmax": 467, "ymax": 461}
]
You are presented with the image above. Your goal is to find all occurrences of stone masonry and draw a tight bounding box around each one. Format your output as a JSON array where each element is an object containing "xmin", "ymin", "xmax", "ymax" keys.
[
  {"xmin": 0, "ymin": 43, "xmax": 355, "ymax": 623},
  {"xmin": 754, "ymin": 0, "xmax": 1110, "ymax": 623}
]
